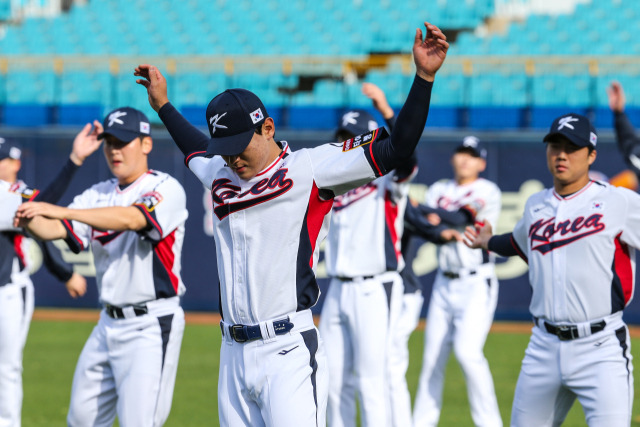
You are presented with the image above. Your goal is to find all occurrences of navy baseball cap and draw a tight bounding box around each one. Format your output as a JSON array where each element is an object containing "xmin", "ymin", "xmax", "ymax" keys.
[
  {"xmin": 335, "ymin": 109, "xmax": 379, "ymax": 139},
  {"xmin": 98, "ymin": 107, "xmax": 151, "ymax": 143},
  {"xmin": 454, "ymin": 135, "xmax": 487, "ymax": 159},
  {"xmin": 543, "ymin": 113, "xmax": 597, "ymax": 148},
  {"xmin": 0, "ymin": 138, "xmax": 22, "ymax": 160},
  {"xmin": 205, "ymin": 89, "xmax": 269, "ymax": 156}
]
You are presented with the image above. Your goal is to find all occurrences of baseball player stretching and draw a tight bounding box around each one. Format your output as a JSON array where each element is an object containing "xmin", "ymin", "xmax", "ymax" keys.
[
  {"xmin": 466, "ymin": 113, "xmax": 637, "ymax": 426},
  {"xmin": 609, "ymin": 81, "xmax": 640, "ymax": 189},
  {"xmin": 413, "ymin": 137, "xmax": 502, "ymax": 427},
  {"xmin": 319, "ymin": 104, "xmax": 414, "ymax": 427},
  {"xmin": 15, "ymin": 108, "xmax": 188, "ymax": 427},
  {"xmin": 134, "ymin": 21, "xmax": 448, "ymax": 427},
  {"xmin": 0, "ymin": 134, "xmax": 98, "ymax": 427}
]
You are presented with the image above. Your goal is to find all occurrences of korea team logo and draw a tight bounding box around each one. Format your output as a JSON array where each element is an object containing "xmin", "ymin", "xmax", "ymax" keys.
[
  {"xmin": 209, "ymin": 112, "xmax": 228, "ymax": 135},
  {"xmin": 250, "ymin": 108, "xmax": 264, "ymax": 124},
  {"xmin": 108, "ymin": 111, "xmax": 127, "ymax": 127},
  {"xmin": 135, "ymin": 191, "xmax": 163, "ymax": 212}
]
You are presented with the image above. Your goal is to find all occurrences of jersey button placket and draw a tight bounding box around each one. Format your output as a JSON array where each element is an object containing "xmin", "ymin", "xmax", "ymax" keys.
[
  {"xmin": 231, "ymin": 211, "xmax": 248, "ymax": 323},
  {"xmin": 553, "ymin": 202, "xmax": 568, "ymax": 321}
]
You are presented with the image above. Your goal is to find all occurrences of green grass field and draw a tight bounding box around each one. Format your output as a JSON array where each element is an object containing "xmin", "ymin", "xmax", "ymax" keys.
[{"xmin": 23, "ymin": 318, "xmax": 640, "ymax": 426}]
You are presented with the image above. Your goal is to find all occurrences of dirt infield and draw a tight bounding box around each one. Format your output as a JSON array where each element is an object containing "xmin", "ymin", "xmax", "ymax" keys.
[{"xmin": 33, "ymin": 308, "xmax": 640, "ymax": 337}]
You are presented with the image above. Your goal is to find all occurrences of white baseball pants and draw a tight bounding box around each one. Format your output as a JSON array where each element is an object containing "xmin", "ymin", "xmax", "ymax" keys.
[
  {"xmin": 413, "ymin": 269, "xmax": 502, "ymax": 427},
  {"xmin": 387, "ymin": 289, "xmax": 423, "ymax": 427},
  {"xmin": 67, "ymin": 300, "xmax": 185, "ymax": 427},
  {"xmin": 319, "ymin": 272, "xmax": 403, "ymax": 427},
  {"xmin": 0, "ymin": 282, "xmax": 33, "ymax": 427},
  {"xmin": 511, "ymin": 312, "xmax": 633, "ymax": 427},
  {"xmin": 217, "ymin": 309, "xmax": 328, "ymax": 427}
]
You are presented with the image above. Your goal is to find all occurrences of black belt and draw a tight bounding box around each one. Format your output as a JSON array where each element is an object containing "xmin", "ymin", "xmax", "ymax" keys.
[
  {"xmin": 335, "ymin": 275, "xmax": 375, "ymax": 281},
  {"xmin": 442, "ymin": 270, "xmax": 476, "ymax": 279},
  {"xmin": 105, "ymin": 304, "xmax": 148, "ymax": 319},
  {"xmin": 221, "ymin": 318, "xmax": 294, "ymax": 343},
  {"xmin": 536, "ymin": 317, "xmax": 606, "ymax": 341}
]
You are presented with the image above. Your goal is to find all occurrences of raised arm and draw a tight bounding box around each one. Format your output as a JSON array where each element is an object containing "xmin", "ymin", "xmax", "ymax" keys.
[
  {"xmin": 36, "ymin": 121, "xmax": 103, "ymax": 203},
  {"xmin": 370, "ymin": 22, "xmax": 448, "ymax": 174},
  {"xmin": 134, "ymin": 64, "xmax": 209, "ymax": 159},
  {"xmin": 608, "ymin": 81, "xmax": 640, "ymax": 177}
]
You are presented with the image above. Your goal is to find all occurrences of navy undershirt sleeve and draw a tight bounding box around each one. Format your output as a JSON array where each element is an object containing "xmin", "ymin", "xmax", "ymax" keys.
[
  {"xmin": 614, "ymin": 111, "xmax": 640, "ymax": 177},
  {"xmin": 416, "ymin": 204, "xmax": 472, "ymax": 226},
  {"xmin": 158, "ymin": 103, "xmax": 210, "ymax": 157},
  {"xmin": 35, "ymin": 159, "xmax": 80, "ymax": 203},
  {"xmin": 488, "ymin": 232, "xmax": 518, "ymax": 257},
  {"xmin": 40, "ymin": 241, "xmax": 74, "ymax": 282},
  {"xmin": 404, "ymin": 203, "xmax": 448, "ymax": 243},
  {"xmin": 370, "ymin": 76, "xmax": 432, "ymax": 173}
]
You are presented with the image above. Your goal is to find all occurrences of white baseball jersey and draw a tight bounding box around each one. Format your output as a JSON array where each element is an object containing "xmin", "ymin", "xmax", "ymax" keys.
[
  {"xmin": 425, "ymin": 178, "xmax": 501, "ymax": 271},
  {"xmin": 512, "ymin": 180, "xmax": 640, "ymax": 323},
  {"xmin": 62, "ymin": 170, "xmax": 188, "ymax": 306},
  {"xmin": 325, "ymin": 169, "xmax": 414, "ymax": 277},
  {"xmin": 187, "ymin": 136, "xmax": 384, "ymax": 325},
  {"xmin": 0, "ymin": 179, "xmax": 38, "ymax": 287}
]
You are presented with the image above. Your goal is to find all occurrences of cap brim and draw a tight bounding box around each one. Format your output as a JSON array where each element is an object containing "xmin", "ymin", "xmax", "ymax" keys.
[
  {"xmin": 98, "ymin": 129, "xmax": 141, "ymax": 143},
  {"xmin": 543, "ymin": 131, "xmax": 590, "ymax": 148},
  {"xmin": 205, "ymin": 128, "xmax": 255, "ymax": 156}
]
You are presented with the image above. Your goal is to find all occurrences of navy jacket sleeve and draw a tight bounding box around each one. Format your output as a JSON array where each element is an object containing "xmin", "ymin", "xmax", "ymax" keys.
[
  {"xmin": 614, "ymin": 111, "xmax": 640, "ymax": 177},
  {"xmin": 416, "ymin": 204, "xmax": 473, "ymax": 227}
]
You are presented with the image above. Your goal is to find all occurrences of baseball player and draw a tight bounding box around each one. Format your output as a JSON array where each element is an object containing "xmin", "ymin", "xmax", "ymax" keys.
[
  {"xmin": 319, "ymin": 105, "xmax": 415, "ymax": 427},
  {"xmin": 15, "ymin": 107, "xmax": 188, "ymax": 427},
  {"xmin": 465, "ymin": 113, "xmax": 637, "ymax": 426},
  {"xmin": 0, "ymin": 133, "xmax": 99, "ymax": 426},
  {"xmin": 134, "ymin": 21, "xmax": 448, "ymax": 427},
  {"xmin": 413, "ymin": 136, "xmax": 502, "ymax": 427}
]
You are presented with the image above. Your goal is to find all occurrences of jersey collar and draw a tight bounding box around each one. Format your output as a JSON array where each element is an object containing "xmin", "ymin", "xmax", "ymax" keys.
[
  {"xmin": 255, "ymin": 141, "xmax": 290, "ymax": 177},
  {"xmin": 552, "ymin": 180, "xmax": 594, "ymax": 201}
]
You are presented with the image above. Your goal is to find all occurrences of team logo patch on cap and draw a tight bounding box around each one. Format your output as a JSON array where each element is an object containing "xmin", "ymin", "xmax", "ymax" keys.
[
  {"xmin": 250, "ymin": 108, "xmax": 264, "ymax": 124},
  {"xmin": 342, "ymin": 129, "xmax": 379, "ymax": 152},
  {"xmin": 140, "ymin": 122, "xmax": 150, "ymax": 134},
  {"xmin": 135, "ymin": 191, "xmax": 163, "ymax": 212},
  {"xmin": 108, "ymin": 111, "xmax": 127, "ymax": 127},
  {"xmin": 589, "ymin": 132, "xmax": 597, "ymax": 146}
]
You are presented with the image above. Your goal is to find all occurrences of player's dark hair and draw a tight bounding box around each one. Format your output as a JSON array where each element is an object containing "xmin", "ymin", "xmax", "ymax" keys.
[{"xmin": 254, "ymin": 124, "xmax": 263, "ymax": 135}]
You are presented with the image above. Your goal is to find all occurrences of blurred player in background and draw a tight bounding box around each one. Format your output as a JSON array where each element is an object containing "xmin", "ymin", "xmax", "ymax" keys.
[
  {"xmin": 0, "ymin": 133, "xmax": 98, "ymax": 426},
  {"xmin": 413, "ymin": 137, "xmax": 502, "ymax": 427},
  {"xmin": 15, "ymin": 108, "xmax": 188, "ymax": 427},
  {"xmin": 320, "ymin": 100, "xmax": 415, "ymax": 427},
  {"xmin": 134, "ymin": 21, "xmax": 448, "ymax": 427},
  {"xmin": 608, "ymin": 81, "xmax": 640, "ymax": 191},
  {"xmin": 465, "ymin": 112, "xmax": 637, "ymax": 426}
]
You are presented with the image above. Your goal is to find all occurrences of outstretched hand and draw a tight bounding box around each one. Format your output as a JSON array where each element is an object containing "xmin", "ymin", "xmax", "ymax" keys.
[
  {"xmin": 413, "ymin": 22, "xmax": 449, "ymax": 82},
  {"xmin": 134, "ymin": 64, "xmax": 169, "ymax": 112},
  {"xmin": 463, "ymin": 221, "xmax": 493, "ymax": 250},
  {"xmin": 607, "ymin": 81, "xmax": 625, "ymax": 113},
  {"xmin": 65, "ymin": 273, "xmax": 87, "ymax": 298},
  {"xmin": 70, "ymin": 120, "xmax": 103, "ymax": 166}
]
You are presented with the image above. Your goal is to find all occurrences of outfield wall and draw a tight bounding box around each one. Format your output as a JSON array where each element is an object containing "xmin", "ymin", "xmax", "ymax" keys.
[{"xmin": 5, "ymin": 125, "xmax": 640, "ymax": 323}]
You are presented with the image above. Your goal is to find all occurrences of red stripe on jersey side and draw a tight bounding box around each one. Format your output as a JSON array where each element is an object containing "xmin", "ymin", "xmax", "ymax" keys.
[
  {"xmin": 306, "ymin": 182, "xmax": 333, "ymax": 267},
  {"xmin": 613, "ymin": 232, "xmax": 633, "ymax": 307},
  {"xmin": 185, "ymin": 151, "xmax": 207, "ymax": 167},
  {"xmin": 368, "ymin": 141, "xmax": 383, "ymax": 177},
  {"xmin": 384, "ymin": 192, "xmax": 402, "ymax": 264},
  {"xmin": 13, "ymin": 234, "xmax": 26, "ymax": 270},
  {"xmin": 154, "ymin": 230, "xmax": 179, "ymax": 293}
]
